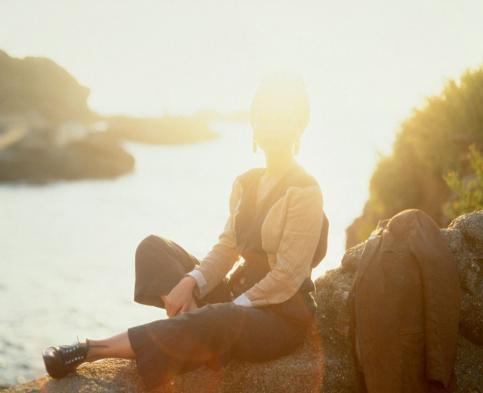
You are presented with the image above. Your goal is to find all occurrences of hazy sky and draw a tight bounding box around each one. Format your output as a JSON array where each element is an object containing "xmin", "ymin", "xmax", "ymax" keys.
[{"xmin": 2, "ymin": 0, "xmax": 482, "ymax": 122}]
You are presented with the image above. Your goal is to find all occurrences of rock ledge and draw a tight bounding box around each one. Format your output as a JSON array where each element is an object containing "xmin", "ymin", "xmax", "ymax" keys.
[{"xmin": 3, "ymin": 210, "xmax": 482, "ymax": 393}]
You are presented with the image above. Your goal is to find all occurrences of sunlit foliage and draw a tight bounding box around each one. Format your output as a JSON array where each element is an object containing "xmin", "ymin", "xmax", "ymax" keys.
[
  {"xmin": 443, "ymin": 143, "xmax": 483, "ymax": 220},
  {"xmin": 346, "ymin": 65, "xmax": 483, "ymax": 247}
]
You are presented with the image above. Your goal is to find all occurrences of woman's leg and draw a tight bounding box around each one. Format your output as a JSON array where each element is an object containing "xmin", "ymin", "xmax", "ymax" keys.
[
  {"xmin": 125, "ymin": 302, "xmax": 310, "ymax": 390},
  {"xmin": 82, "ymin": 236, "xmax": 200, "ymax": 362},
  {"xmin": 84, "ymin": 331, "xmax": 136, "ymax": 362},
  {"xmin": 134, "ymin": 234, "xmax": 232, "ymax": 309},
  {"xmin": 134, "ymin": 234, "xmax": 201, "ymax": 309},
  {"xmin": 42, "ymin": 234, "xmax": 229, "ymax": 379},
  {"xmin": 86, "ymin": 234, "xmax": 228, "ymax": 362},
  {"xmin": 86, "ymin": 234, "xmax": 228, "ymax": 361}
]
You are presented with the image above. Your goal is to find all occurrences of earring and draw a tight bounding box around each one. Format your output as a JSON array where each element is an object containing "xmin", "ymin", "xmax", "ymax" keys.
[
  {"xmin": 252, "ymin": 138, "xmax": 258, "ymax": 153},
  {"xmin": 293, "ymin": 139, "xmax": 300, "ymax": 155}
]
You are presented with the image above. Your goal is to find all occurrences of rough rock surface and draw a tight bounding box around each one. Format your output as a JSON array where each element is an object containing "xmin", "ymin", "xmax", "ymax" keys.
[{"xmin": 3, "ymin": 211, "xmax": 482, "ymax": 393}]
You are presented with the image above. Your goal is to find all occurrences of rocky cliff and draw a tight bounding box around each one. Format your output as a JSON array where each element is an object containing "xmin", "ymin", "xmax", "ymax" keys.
[
  {"xmin": 0, "ymin": 49, "xmax": 92, "ymax": 122},
  {"xmin": 3, "ymin": 210, "xmax": 482, "ymax": 393}
]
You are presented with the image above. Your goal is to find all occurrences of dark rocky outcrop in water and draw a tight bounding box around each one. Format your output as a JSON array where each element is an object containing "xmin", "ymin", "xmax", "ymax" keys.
[
  {"xmin": 0, "ymin": 132, "xmax": 135, "ymax": 184},
  {"xmin": 3, "ymin": 210, "xmax": 482, "ymax": 392}
]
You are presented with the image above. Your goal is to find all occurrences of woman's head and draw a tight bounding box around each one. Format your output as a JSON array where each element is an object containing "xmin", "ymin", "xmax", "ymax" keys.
[{"xmin": 250, "ymin": 70, "xmax": 310, "ymax": 154}]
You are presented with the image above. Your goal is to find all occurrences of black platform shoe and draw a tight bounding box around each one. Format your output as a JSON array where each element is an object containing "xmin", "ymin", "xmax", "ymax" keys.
[{"xmin": 42, "ymin": 336, "xmax": 90, "ymax": 379}]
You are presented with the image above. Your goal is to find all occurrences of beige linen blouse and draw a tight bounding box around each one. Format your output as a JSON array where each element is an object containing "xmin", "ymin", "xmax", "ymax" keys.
[{"xmin": 185, "ymin": 166, "xmax": 325, "ymax": 308}]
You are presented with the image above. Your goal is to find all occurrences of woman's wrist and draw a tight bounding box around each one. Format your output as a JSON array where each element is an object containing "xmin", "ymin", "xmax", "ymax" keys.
[{"xmin": 181, "ymin": 275, "xmax": 197, "ymax": 288}]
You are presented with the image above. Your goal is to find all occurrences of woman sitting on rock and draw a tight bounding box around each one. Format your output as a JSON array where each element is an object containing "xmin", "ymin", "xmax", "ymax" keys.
[{"xmin": 42, "ymin": 70, "xmax": 328, "ymax": 391}]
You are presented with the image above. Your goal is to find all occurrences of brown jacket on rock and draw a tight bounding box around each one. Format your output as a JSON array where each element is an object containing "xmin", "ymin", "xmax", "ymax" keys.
[{"xmin": 349, "ymin": 209, "xmax": 460, "ymax": 393}]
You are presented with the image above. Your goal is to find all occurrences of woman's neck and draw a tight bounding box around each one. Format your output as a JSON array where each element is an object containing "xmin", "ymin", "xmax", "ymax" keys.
[{"xmin": 263, "ymin": 152, "xmax": 298, "ymax": 178}]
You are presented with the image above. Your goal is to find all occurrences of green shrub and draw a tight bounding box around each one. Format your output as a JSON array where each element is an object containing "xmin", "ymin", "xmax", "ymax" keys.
[
  {"xmin": 346, "ymin": 65, "xmax": 483, "ymax": 247},
  {"xmin": 443, "ymin": 143, "xmax": 483, "ymax": 220}
]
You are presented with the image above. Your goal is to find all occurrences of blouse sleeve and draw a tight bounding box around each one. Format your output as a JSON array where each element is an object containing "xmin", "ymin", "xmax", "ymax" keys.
[
  {"xmin": 184, "ymin": 176, "xmax": 242, "ymax": 299},
  {"xmin": 239, "ymin": 184, "xmax": 325, "ymax": 307}
]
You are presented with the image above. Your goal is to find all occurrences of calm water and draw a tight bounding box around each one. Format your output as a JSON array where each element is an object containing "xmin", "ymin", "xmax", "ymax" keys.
[{"xmin": 0, "ymin": 122, "xmax": 370, "ymax": 386}]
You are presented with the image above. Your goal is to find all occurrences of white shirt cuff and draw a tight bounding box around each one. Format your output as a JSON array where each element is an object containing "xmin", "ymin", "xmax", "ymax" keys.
[
  {"xmin": 233, "ymin": 293, "xmax": 252, "ymax": 307},
  {"xmin": 185, "ymin": 269, "xmax": 207, "ymax": 289}
]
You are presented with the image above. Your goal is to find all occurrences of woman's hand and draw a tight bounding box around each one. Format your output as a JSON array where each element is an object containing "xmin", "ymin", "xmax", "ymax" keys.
[{"xmin": 162, "ymin": 276, "xmax": 198, "ymax": 317}]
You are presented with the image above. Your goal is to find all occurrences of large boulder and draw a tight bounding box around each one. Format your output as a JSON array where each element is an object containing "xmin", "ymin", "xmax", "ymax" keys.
[{"xmin": 3, "ymin": 211, "xmax": 482, "ymax": 393}]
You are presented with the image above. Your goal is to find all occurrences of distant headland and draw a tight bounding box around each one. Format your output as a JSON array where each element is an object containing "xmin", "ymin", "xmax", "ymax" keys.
[{"xmin": 0, "ymin": 49, "xmax": 248, "ymax": 184}]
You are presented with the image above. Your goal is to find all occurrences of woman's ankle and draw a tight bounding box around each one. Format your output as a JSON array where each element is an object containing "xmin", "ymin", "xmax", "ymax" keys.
[{"xmin": 84, "ymin": 338, "xmax": 108, "ymax": 362}]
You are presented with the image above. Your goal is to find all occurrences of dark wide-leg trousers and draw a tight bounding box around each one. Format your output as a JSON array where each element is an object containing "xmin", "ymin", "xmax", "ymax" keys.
[{"xmin": 127, "ymin": 234, "xmax": 311, "ymax": 390}]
